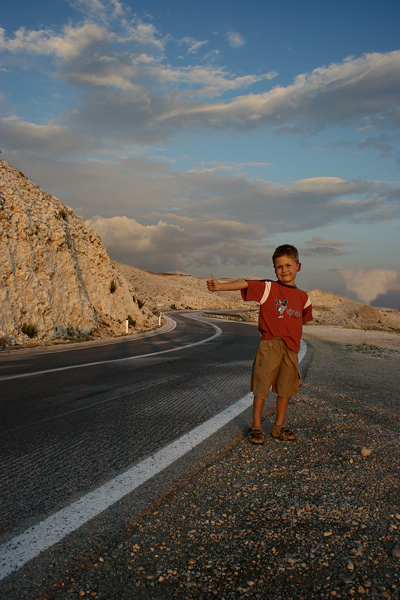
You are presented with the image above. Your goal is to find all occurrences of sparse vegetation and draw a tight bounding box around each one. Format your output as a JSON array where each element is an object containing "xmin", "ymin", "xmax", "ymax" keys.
[
  {"xmin": 58, "ymin": 208, "xmax": 68, "ymax": 220},
  {"xmin": 21, "ymin": 322, "xmax": 38, "ymax": 338},
  {"xmin": 133, "ymin": 295, "xmax": 145, "ymax": 309},
  {"xmin": 110, "ymin": 279, "xmax": 117, "ymax": 293},
  {"xmin": 127, "ymin": 315, "xmax": 136, "ymax": 327},
  {"xmin": 0, "ymin": 337, "xmax": 7, "ymax": 350},
  {"xmin": 61, "ymin": 327, "xmax": 93, "ymax": 341}
]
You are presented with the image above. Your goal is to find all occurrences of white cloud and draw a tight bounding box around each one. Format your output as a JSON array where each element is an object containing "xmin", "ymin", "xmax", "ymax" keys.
[
  {"xmin": 0, "ymin": 116, "xmax": 98, "ymax": 156},
  {"xmin": 305, "ymin": 236, "xmax": 354, "ymax": 247},
  {"xmin": 0, "ymin": 17, "xmax": 274, "ymax": 121},
  {"xmin": 302, "ymin": 236, "xmax": 354, "ymax": 256},
  {"xmin": 338, "ymin": 268, "xmax": 400, "ymax": 303},
  {"xmin": 84, "ymin": 213, "xmax": 265, "ymax": 271},
  {"xmin": 186, "ymin": 160, "xmax": 273, "ymax": 174},
  {"xmin": 12, "ymin": 155, "xmax": 399, "ymax": 229},
  {"xmin": 84, "ymin": 215, "xmax": 188, "ymax": 270},
  {"xmin": 226, "ymin": 31, "xmax": 245, "ymax": 48},
  {"xmin": 155, "ymin": 51, "xmax": 400, "ymax": 135},
  {"xmin": 0, "ymin": 14, "xmax": 164, "ymax": 61},
  {"xmin": 181, "ymin": 37, "xmax": 209, "ymax": 54},
  {"xmin": 68, "ymin": 0, "xmax": 126, "ymax": 23},
  {"xmin": 2, "ymin": 7, "xmax": 398, "ymax": 148},
  {"xmin": 124, "ymin": 22, "xmax": 165, "ymax": 50},
  {"xmin": 151, "ymin": 66, "xmax": 273, "ymax": 98},
  {"xmin": 0, "ymin": 24, "xmax": 111, "ymax": 59}
]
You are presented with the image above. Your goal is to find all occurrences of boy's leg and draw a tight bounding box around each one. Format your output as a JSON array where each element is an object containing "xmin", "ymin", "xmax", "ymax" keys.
[
  {"xmin": 249, "ymin": 396, "xmax": 266, "ymax": 445},
  {"xmin": 275, "ymin": 395, "xmax": 289, "ymax": 427},
  {"xmin": 273, "ymin": 395, "xmax": 295, "ymax": 440},
  {"xmin": 252, "ymin": 396, "xmax": 265, "ymax": 429},
  {"xmin": 253, "ymin": 396, "xmax": 290, "ymax": 427}
]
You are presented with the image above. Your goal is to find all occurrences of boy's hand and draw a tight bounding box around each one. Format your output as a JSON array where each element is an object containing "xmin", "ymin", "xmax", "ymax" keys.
[
  {"xmin": 207, "ymin": 275, "xmax": 247, "ymax": 292},
  {"xmin": 207, "ymin": 273, "xmax": 220, "ymax": 292}
]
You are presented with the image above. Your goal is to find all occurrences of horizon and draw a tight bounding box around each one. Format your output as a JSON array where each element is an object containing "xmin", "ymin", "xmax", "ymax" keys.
[{"xmin": 0, "ymin": 0, "xmax": 399, "ymax": 309}]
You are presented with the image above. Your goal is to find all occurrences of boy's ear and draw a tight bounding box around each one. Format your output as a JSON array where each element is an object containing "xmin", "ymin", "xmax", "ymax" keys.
[{"xmin": 297, "ymin": 262, "xmax": 301, "ymax": 272}]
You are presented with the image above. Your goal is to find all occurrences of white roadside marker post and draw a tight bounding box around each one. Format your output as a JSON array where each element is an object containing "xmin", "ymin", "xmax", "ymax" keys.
[{"xmin": 157, "ymin": 303, "xmax": 163, "ymax": 327}]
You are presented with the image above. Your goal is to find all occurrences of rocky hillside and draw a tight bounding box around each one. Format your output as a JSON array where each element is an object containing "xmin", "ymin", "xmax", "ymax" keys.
[
  {"xmin": 307, "ymin": 289, "xmax": 400, "ymax": 331},
  {"xmin": 115, "ymin": 262, "xmax": 252, "ymax": 312},
  {"xmin": 0, "ymin": 161, "xmax": 158, "ymax": 347}
]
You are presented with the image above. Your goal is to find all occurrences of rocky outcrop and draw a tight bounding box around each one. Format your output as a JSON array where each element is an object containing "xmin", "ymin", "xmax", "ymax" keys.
[
  {"xmin": 115, "ymin": 262, "xmax": 253, "ymax": 312},
  {"xmin": 308, "ymin": 289, "xmax": 400, "ymax": 330},
  {"xmin": 0, "ymin": 161, "xmax": 157, "ymax": 346}
]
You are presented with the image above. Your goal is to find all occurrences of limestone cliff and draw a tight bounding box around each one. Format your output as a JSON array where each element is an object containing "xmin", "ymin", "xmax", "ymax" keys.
[{"xmin": 0, "ymin": 161, "xmax": 157, "ymax": 346}]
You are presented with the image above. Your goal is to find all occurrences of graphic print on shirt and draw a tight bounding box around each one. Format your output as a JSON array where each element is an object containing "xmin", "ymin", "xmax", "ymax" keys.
[
  {"xmin": 275, "ymin": 298, "xmax": 288, "ymax": 318},
  {"xmin": 275, "ymin": 297, "xmax": 303, "ymax": 319}
]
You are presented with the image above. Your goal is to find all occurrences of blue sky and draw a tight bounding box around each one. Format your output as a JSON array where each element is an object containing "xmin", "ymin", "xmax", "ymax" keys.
[{"xmin": 1, "ymin": 0, "xmax": 400, "ymax": 308}]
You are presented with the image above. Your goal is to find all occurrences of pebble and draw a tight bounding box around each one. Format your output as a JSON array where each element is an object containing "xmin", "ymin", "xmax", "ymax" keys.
[{"xmin": 361, "ymin": 447, "xmax": 372, "ymax": 457}]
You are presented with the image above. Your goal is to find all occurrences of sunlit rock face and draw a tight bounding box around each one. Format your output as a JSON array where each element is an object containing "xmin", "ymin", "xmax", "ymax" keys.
[{"xmin": 0, "ymin": 161, "xmax": 156, "ymax": 346}]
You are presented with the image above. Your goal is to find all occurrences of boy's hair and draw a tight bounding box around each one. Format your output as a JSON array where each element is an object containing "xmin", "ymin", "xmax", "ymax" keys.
[{"xmin": 272, "ymin": 244, "xmax": 299, "ymax": 264}]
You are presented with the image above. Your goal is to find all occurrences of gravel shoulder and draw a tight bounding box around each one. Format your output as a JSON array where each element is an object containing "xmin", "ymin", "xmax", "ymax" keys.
[
  {"xmin": 303, "ymin": 324, "xmax": 400, "ymax": 351},
  {"xmin": 5, "ymin": 328, "xmax": 400, "ymax": 600}
]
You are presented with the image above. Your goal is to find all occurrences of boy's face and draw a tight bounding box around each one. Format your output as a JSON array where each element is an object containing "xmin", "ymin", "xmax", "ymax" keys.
[{"xmin": 273, "ymin": 254, "xmax": 301, "ymax": 287}]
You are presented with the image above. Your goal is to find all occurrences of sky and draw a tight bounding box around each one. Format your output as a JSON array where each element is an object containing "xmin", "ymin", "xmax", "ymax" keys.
[{"xmin": 1, "ymin": 0, "xmax": 400, "ymax": 308}]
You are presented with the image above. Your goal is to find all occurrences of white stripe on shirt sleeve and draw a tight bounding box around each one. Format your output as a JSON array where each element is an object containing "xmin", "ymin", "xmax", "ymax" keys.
[{"xmin": 260, "ymin": 281, "xmax": 272, "ymax": 304}]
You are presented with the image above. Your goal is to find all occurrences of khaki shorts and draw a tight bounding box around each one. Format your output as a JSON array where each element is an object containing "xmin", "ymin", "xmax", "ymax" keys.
[{"xmin": 251, "ymin": 337, "xmax": 300, "ymax": 399}]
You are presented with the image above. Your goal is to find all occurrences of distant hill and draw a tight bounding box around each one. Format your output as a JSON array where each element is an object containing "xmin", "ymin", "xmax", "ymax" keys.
[
  {"xmin": 114, "ymin": 262, "xmax": 252, "ymax": 312},
  {"xmin": 307, "ymin": 289, "xmax": 400, "ymax": 331}
]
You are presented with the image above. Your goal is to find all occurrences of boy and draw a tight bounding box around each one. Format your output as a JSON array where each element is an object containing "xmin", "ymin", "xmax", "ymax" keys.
[{"xmin": 207, "ymin": 244, "xmax": 312, "ymax": 444}]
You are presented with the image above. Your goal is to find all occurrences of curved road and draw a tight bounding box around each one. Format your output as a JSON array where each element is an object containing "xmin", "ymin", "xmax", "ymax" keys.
[{"xmin": 1, "ymin": 312, "xmax": 264, "ymax": 580}]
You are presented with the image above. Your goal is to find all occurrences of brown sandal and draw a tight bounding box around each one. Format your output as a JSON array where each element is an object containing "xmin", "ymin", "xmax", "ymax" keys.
[
  {"xmin": 249, "ymin": 426, "xmax": 265, "ymax": 445},
  {"xmin": 271, "ymin": 425, "xmax": 296, "ymax": 441}
]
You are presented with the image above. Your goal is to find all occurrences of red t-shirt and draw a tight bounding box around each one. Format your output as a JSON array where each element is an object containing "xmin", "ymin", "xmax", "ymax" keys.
[{"xmin": 241, "ymin": 280, "xmax": 312, "ymax": 353}]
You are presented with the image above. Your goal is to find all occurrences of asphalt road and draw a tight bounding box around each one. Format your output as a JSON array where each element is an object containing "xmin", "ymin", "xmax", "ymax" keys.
[{"xmin": 0, "ymin": 312, "xmax": 261, "ymax": 593}]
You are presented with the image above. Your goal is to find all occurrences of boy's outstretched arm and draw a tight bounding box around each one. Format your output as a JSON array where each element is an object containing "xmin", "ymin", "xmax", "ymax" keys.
[{"xmin": 207, "ymin": 273, "xmax": 248, "ymax": 292}]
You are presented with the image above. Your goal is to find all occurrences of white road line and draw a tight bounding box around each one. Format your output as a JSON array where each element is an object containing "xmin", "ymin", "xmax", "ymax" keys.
[
  {"xmin": 0, "ymin": 338, "xmax": 307, "ymax": 581},
  {"xmin": 0, "ymin": 393, "xmax": 254, "ymax": 581},
  {"xmin": 0, "ymin": 317, "xmax": 221, "ymax": 382}
]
